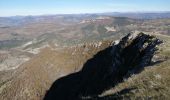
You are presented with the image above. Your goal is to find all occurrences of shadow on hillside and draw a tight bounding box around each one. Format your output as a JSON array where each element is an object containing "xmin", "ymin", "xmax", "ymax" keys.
[
  {"xmin": 43, "ymin": 47, "xmax": 163, "ymax": 100},
  {"xmin": 44, "ymin": 46, "xmax": 115, "ymax": 100},
  {"xmin": 44, "ymin": 33, "xmax": 163, "ymax": 100}
]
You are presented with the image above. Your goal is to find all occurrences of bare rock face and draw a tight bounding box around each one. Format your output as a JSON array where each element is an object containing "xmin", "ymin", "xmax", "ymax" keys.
[{"xmin": 44, "ymin": 33, "xmax": 163, "ymax": 100}]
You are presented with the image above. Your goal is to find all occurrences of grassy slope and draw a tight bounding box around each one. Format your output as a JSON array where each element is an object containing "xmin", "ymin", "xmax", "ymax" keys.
[
  {"xmin": 0, "ymin": 40, "xmax": 113, "ymax": 100},
  {"xmin": 100, "ymin": 34, "xmax": 170, "ymax": 99},
  {"xmin": 0, "ymin": 33, "xmax": 170, "ymax": 100}
]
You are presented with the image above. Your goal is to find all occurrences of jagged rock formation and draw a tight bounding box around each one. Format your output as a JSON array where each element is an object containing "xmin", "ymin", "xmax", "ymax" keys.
[{"xmin": 44, "ymin": 33, "xmax": 163, "ymax": 100}]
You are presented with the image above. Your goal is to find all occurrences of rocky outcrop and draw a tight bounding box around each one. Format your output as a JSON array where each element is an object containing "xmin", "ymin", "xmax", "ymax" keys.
[{"xmin": 44, "ymin": 33, "xmax": 163, "ymax": 100}]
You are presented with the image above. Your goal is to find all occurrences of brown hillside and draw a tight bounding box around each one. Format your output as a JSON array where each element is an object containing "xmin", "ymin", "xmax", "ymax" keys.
[{"xmin": 0, "ymin": 40, "xmax": 112, "ymax": 100}]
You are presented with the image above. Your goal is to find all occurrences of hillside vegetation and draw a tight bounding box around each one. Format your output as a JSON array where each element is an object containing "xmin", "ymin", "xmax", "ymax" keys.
[
  {"xmin": 0, "ymin": 33, "xmax": 169, "ymax": 100},
  {"xmin": 0, "ymin": 15, "xmax": 170, "ymax": 100}
]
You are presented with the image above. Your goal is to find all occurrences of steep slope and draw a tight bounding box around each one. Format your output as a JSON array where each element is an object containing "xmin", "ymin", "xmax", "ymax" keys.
[
  {"xmin": 100, "ymin": 34, "xmax": 170, "ymax": 99},
  {"xmin": 44, "ymin": 33, "xmax": 163, "ymax": 100},
  {"xmin": 0, "ymin": 33, "xmax": 169, "ymax": 100},
  {"xmin": 0, "ymin": 39, "xmax": 113, "ymax": 100}
]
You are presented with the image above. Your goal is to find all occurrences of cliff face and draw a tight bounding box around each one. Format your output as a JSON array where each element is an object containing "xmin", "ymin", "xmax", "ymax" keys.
[{"xmin": 44, "ymin": 33, "xmax": 163, "ymax": 100}]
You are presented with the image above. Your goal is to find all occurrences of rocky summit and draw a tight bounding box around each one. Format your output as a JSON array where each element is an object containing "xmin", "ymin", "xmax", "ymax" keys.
[{"xmin": 44, "ymin": 33, "xmax": 163, "ymax": 100}]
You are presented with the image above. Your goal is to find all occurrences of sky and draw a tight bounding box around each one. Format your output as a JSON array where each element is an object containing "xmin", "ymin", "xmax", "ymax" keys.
[{"xmin": 0, "ymin": 0, "xmax": 170, "ymax": 16}]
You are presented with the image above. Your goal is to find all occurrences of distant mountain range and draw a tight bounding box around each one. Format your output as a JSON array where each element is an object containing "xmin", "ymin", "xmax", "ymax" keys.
[
  {"xmin": 98, "ymin": 12, "xmax": 170, "ymax": 19},
  {"xmin": 1, "ymin": 11, "xmax": 170, "ymax": 19},
  {"xmin": 1, "ymin": 12, "xmax": 170, "ymax": 27}
]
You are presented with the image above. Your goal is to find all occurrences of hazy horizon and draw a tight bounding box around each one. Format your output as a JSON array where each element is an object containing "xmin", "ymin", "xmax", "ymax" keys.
[
  {"xmin": 0, "ymin": 0, "xmax": 170, "ymax": 17},
  {"xmin": 0, "ymin": 11, "xmax": 170, "ymax": 17}
]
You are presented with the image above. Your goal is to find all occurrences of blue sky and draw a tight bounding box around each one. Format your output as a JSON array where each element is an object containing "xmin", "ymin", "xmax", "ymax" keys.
[{"xmin": 0, "ymin": 0, "xmax": 170, "ymax": 16}]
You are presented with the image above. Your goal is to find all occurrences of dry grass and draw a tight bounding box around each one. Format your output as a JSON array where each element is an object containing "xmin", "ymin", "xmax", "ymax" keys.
[
  {"xmin": 101, "ymin": 34, "xmax": 170, "ymax": 99},
  {"xmin": 0, "ymin": 33, "xmax": 170, "ymax": 100},
  {"xmin": 0, "ymin": 40, "xmax": 113, "ymax": 100}
]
